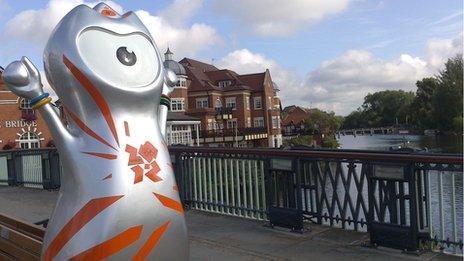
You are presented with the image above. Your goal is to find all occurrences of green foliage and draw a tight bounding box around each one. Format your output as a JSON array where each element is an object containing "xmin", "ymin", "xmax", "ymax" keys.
[
  {"xmin": 432, "ymin": 55, "xmax": 463, "ymax": 132},
  {"xmin": 343, "ymin": 90, "xmax": 414, "ymax": 128},
  {"xmin": 284, "ymin": 109, "xmax": 342, "ymax": 149},
  {"xmin": 343, "ymin": 55, "xmax": 463, "ymax": 134},
  {"xmin": 452, "ymin": 116, "xmax": 463, "ymax": 134},
  {"xmin": 321, "ymin": 135, "xmax": 340, "ymax": 148},
  {"xmin": 284, "ymin": 135, "xmax": 314, "ymax": 146},
  {"xmin": 410, "ymin": 77, "xmax": 438, "ymax": 129},
  {"xmin": 304, "ymin": 109, "xmax": 343, "ymax": 134}
]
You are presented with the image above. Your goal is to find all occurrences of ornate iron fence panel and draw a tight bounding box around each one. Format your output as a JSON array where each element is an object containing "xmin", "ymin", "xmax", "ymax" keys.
[
  {"xmin": 174, "ymin": 151, "xmax": 267, "ymax": 220},
  {"xmin": 300, "ymin": 160, "xmax": 370, "ymax": 231}
]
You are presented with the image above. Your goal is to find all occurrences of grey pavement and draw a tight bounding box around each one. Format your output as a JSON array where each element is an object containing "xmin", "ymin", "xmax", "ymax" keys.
[{"xmin": 0, "ymin": 186, "xmax": 459, "ymax": 261}]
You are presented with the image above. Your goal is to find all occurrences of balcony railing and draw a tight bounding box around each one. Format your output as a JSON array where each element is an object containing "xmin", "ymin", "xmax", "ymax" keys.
[
  {"xmin": 195, "ymin": 127, "xmax": 267, "ymax": 139},
  {"xmin": 0, "ymin": 147, "xmax": 462, "ymax": 254}
]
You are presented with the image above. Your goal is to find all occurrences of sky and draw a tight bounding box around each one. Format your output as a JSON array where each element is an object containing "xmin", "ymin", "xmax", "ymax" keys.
[{"xmin": 0, "ymin": 0, "xmax": 462, "ymax": 115}]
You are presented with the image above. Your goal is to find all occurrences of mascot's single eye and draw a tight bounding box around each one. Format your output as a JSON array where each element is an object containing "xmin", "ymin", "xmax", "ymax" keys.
[{"xmin": 116, "ymin": 46, "xmax": 137, "ymax": 66}]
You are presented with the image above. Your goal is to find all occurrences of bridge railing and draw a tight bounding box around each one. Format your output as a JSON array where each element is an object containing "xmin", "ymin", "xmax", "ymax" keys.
[
  {"xmin": 170, "ymin": 146, "xmax": 463, "ymax": 254},
  {"xmin": 0, "ymin": 147, "xmax": 462, "ymax": 254}
]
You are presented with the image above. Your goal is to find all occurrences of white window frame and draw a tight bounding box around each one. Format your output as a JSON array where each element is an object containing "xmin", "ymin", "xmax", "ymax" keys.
[
  {"xmin": 168, "ymin": 125, "xmax": 192, "ymax": 145},
  {"xmin": 253, "ymin": 117, "xmax": 264, "ymax": 128},
  {"xmin": 254, "ymin": 97, "xmax": 262, "ymax": 110},
  {"xmin": 18, "ymin": 132, "xmax": 40, "ymax": 149},
  {"xmin": 196, "ymin": 97, "xmax": 209, "ymax": 108},
  {"xmin": 272, "ymin": 116, "xmax": 280, "ymax": 129},
  {"xmin": 245, "ymin": 96, "xmax": 250, "ymax": 110},
  {"xmin": 170, "ymin": 98, "xmax": 185, "ymax": 112},
  {"xmin": 176, "ymin": 77, "xmax": 187, "ymax": 88},
  {"xmin": 20, "ymin": 98, "xmax": 34, "ymax": 114},
  {"xmin": 246, "ymin": 117, "xmax": 251, "ymax": 128},
  {"xmin": 225, "ymin": 97, "xmax": 236, "ymax": 110},
  {"xmin": 227, "ymin": 118, "xmax": 237, "ymax": 129},
  {"xmin": 218, "ymin": 80, "xmax": 232, "ymax": 88}
]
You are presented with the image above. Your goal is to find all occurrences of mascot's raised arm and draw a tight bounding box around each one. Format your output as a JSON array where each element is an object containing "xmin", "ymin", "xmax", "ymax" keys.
[{"xmin": 1, "ymin": 2, "xmax": 188, "ymax": 260}]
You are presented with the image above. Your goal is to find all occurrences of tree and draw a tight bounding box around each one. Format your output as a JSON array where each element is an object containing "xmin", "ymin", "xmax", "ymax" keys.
[
  {"xmin": 410, "ymin": 77, "xmax": 438, "ymax": 129},
  {"xmin": 432, "ymin": 55, "xmax": 463, "ymax": 133},
  {"xmin": 342, "ymin": 110, "xmax": 366, "ymax": 129},
  {"xmin": 304, "ymin": 109, "xmax": 343, "ymax": 135},
  {"xmin": 361, "ymin": 90, "xmax": 415, "ymax": 127}
]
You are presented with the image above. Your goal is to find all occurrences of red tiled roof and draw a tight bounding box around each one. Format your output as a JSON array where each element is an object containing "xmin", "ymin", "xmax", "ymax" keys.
[
  {"xmin": 282, "ymin": 106, "xmax": 314, "ymax": 126},
  {"xmin": 179, "ymin": 58, "xmax": 266, "ymax": 92},
  {"xmin": 237, "ymin": 73, "xmax": 265, "ymax": 92}
]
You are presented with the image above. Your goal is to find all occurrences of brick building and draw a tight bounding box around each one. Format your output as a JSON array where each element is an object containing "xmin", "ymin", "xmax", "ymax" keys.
[
  {"xmin": 166, "ymin": 49, "xmax": 282, "ymax": 148},
  {"xmin": 281, "ymin": 106, "xmax": 314, "ymax": 136},
  {"xmin": 0, "ymin": 70, "xmax": 53, "ymax": 149}
]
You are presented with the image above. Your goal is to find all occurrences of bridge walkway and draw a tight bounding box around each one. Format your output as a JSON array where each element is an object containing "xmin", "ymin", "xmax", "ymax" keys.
[{"xmin": 0, "ymin": 187, "xmax": 458, "ymax": 261}]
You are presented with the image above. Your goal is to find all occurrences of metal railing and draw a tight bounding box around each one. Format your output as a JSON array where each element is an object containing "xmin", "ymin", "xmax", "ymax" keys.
[
  {"xmin": 0, "ymin": 147, "xmax": 462, "ymax": 254},
  {"xmin": 174, "ymin": 155, "xmax": 267, "ymax": 220},
  {"xmin": 170, "ymin": 147, "xmax": 463, "ymax": 253},
  {"xmin": 0, "ymin": 148, "xmax": 60, "ymax": 189}
]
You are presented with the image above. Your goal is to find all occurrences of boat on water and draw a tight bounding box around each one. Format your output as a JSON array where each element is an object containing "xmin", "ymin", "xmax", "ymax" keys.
[{"xmin": 424, "ymin": 129, "xmax": 438, "ymax": 136}]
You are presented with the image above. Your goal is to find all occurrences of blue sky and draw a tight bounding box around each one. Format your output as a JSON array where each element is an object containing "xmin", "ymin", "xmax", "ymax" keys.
[{"xmin": 0, "ymin": 0, "xmax": 462, "ymax": 114}]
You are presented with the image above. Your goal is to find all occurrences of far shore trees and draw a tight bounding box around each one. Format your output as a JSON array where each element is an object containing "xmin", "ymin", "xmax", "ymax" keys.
[{"xmin": 342, "ymin": 55, "xmax": 463, "ymax": 134}]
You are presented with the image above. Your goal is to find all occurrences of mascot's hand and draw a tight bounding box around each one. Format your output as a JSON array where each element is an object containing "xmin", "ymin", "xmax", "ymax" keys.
[{"xmin": 2, "ymin": 56, "xmax": 44, "ymax": 99}]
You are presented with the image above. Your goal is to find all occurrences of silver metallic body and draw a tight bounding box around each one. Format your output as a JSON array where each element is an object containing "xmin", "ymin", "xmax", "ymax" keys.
[{"xmin": 2, "ymin": 3, "xmax": 187, "ymax": 260}]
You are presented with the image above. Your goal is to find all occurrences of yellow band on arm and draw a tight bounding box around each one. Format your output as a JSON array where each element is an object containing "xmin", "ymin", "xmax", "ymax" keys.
[{"xmin": 32, "ymin": 97, "xmax": 52, "ymax": 110}]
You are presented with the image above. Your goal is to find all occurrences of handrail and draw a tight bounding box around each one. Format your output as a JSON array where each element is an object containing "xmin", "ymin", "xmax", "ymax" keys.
[
  {"xmin": 1, "ymin": 147, "xmax": 461, "ymax": 164},
  {"xmin": 169, "ymin": 146, "xmax": 463, "ymax": 165}
]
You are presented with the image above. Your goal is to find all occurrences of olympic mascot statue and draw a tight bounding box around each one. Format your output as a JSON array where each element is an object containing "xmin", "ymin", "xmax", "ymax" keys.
[{"xmin": 2, "ymin": 3, "xmax": 188, "ymax": 260}]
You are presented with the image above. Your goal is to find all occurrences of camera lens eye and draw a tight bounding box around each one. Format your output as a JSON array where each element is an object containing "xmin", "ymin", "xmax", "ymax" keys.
[{"xmin": 116, "ymin": 46, "xmax": 137, "ymax": 66}]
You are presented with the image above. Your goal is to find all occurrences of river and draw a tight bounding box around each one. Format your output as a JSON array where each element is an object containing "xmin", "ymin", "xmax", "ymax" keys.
[
  {"xmin": 338, "ymin": 134, "xmax": 463, "ymax": 153},
  {"xmin": 337, "ymin": 134, "xmax": 462, "ymax": 254}
]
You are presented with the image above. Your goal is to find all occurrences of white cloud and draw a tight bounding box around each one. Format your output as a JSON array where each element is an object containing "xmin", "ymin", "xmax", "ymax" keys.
[
  {"xmin": 159, "ymin": 0, "xmax": 203, "ymax": 26},
  {"xmin": 426, "ymin": 35, "xmax": 463, "ymax": 71},
  {"xmin": 213, "ymin": 0, "xmax": 350, "ymax": 37},
  {"xmin": 2, "ymin": 0, "xmax": 219, "ymax": 62},
  {"xmin": 135, "ymin": 10, "xmax": 220, "ymax": 59},
  {"xmin": 217, "ymin": 35, "xmax": 462, "ymax": 115},
  {"xmin": 216, "ymin": 48, "xmax": 429, "ymax": 114},
  {"xmin": 305, "ymin": 50, "xmax": 429, "ymax": 114},
  {"xmin": 217, "ymin": 49, "xmax": 302, "ymax": 106}
]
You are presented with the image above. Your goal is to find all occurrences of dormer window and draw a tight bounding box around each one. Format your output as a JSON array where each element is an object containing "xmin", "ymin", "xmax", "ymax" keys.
[
  {"xmin": 218, "ymin": 80, "xmax": 232, "ymax": 88},
  {"xmin": 20, "ymin": 98, "xmax": 32, "ymax": 112},
  {"xmin": 176, "ymin": 77, "xmax": 187, "ymax": 88},
  {"xmin": 20, "ymin": 98, "xmax": 36, "ymax": 121}
]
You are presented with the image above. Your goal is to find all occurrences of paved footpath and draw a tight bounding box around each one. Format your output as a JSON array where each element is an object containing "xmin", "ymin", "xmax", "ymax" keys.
[{"xmin": 0, "ymin": 186, "xmax": 459, "ymax": 260}]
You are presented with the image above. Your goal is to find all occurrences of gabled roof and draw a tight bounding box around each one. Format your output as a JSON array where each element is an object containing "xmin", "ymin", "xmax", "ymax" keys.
[
  {"xmin": 282, "ymin": 106, "xmax": 314, "ymax": 126},
  {"xmin": 179, "ymin": 58, "xmax": 267, "ymax": 93},
  {"xmin": 237, "ymin": 73, "xmax": 266, "ymax": 92}
]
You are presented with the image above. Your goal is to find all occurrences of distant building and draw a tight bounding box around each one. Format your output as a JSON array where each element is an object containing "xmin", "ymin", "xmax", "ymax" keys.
[
  {"xmin": 164, "ymin": 48, "xmax": 201, "ymax": 146},
  {"xmin": 165, "ymin": 49, "xmax": 282, "ymax": 148},
  {"xmin": 0, "ymin": 69, "xmax": 53, "ymax": 149},
  {"xmin": 281, "ymin": 106, "xmax": 314, "ymax": 136}
]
